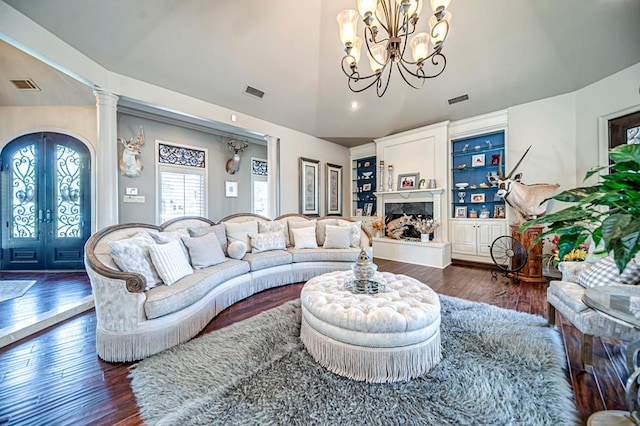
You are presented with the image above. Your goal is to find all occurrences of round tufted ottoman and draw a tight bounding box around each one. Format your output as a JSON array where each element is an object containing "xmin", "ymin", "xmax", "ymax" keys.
[{"xmin": 300, "ymin": 270, "xmax": 441, "ymax": 383}]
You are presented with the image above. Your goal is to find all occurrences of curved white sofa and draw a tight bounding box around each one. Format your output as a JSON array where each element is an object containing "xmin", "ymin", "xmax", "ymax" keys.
[{"xmin": 84, "ymin": 213, "xmax": 371, "ymax": 362}]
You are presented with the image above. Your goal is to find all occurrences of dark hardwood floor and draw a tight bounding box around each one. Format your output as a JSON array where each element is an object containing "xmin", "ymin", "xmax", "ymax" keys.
[{"xmin": 0, "ymin": 260, "xmax": 629, "ymax": 425}]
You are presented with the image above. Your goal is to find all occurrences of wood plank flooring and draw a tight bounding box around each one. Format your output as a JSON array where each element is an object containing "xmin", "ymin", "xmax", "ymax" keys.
[{"xmin": 0, "ymin": 260, "xmax": 630, "ymax": 425}]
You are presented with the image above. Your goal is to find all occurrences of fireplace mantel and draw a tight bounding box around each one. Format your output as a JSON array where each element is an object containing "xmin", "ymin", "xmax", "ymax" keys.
[
  {"xmin": 374, "ymin": 188, "xmax": 444, "ymax": 198},
  {"xmin": 375, "ymin": 188, "xmax": 444, "ymax": 241}
]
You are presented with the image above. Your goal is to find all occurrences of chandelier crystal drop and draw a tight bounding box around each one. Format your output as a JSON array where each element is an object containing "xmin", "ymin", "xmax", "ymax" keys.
[{"xmin": 337, "ymin": 0, "xmax": 452, "ymax": 97}]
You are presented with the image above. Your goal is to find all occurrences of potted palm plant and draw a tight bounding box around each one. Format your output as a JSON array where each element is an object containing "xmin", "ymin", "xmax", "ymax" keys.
[{"xmin": 520, "ymin": 143, "xmax": 640, "ymax": 273}]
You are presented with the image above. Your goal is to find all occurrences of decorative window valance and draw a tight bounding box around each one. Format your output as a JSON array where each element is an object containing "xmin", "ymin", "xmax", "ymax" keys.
[{"xmin": 158, "ymin": 143, "xmax": 205, "ymax": 168}]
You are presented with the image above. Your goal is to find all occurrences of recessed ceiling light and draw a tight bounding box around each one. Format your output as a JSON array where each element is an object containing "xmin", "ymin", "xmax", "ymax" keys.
[{"xmin": 351, "ymin": 101, "xmax": 358, "ymax": 110}]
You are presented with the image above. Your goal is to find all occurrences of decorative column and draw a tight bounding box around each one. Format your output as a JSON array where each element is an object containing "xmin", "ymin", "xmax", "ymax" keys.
[
  {"xmin": 94, "ymin": 88, "xmax": 119, "ymax": 229},
  {"xmin": 266, "ymin": 135, "xmax": 280, "ymax": 219}
]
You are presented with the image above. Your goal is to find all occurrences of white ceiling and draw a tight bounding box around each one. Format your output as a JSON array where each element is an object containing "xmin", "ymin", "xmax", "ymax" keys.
[{"xmin": 2, "ymin": 0, "xmax": 640, "ymax": 147}]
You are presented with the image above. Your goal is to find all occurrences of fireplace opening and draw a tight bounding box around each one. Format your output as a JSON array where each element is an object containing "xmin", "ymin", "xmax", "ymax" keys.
[{"xmin": 384, "ymin": 202, "xmax": 434, "ymax": 240}]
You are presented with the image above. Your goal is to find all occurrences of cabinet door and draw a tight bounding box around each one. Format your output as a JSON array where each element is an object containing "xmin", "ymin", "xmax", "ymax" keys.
[
  {"xmin": 477, "ymin": 222, "xmax": 507, "ymax": 257},
  {"xmin": 451, "ymin": 221, "xmax": 477, "ymax": 255}
]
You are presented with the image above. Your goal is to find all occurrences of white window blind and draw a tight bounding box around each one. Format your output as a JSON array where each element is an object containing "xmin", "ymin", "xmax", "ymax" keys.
[{"xmin": 159, "ymin": 168, "xmax": 205, "ymax": 223}]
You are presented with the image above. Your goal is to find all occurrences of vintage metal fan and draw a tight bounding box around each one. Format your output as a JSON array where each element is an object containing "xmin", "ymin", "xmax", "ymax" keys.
[{"xmin": 490, "ymin": 236, "xmax": 528, "ymax": 281}]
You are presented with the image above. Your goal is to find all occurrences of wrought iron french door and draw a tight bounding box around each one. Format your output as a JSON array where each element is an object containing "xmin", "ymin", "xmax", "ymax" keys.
[{"xmin": 1, "ymin": 132, "xmax": 91, "ymax": 270}]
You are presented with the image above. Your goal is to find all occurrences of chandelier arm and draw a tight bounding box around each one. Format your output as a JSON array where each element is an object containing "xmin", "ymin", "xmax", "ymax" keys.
[
  {"xmin": 398, "ymin": 52, "xmax": 448, "ymax": 79},
  {"xmin": 363, "ymin": 26, "xmax": 392, "ymax": 69},
  {"xmin": 375, "ymin": 1, "xmax": 393, "ymax": 37},
  {"xmin": 348, "ymin": 72, "xmax": 384, "ymax": 93},
  {"xmin": 396, "ymin": 62, "xmax": 426, "ymax": 89},
  {"xmin": 376, "ymin": 60, "xmax": 394, "ymax": 97}
]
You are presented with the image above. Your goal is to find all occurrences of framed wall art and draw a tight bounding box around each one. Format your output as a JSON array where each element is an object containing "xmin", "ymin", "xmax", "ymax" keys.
[
  {"xmin": 300, "ymin": 157, "xmax": 320, "ymax": 215},
  {"xmin": 326, "ymin": 163, "xmax": 343, "ymax": 215},
  {"xmin": 472, "ymin": 154, "xmax": 485, "ymax": 167},
  {"xmin": 397, "ymin": 172, "xmax": 420, "ymax": 190},
  {"xmin": 455, "ymin": 206, "xmax": 467, "ymax": 218},
  {"xmin": 225, "ymin": 181, "xmax": 238, "ymax": 198}
]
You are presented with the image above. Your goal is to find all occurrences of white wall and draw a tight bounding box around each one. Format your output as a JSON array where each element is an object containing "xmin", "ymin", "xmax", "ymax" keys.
[
  {"xmin": 575, "ymin": 62, "xmax": 640, "ymax": 182},
  {"xmin": 507, "ymin": 93, "xmax": 577, "ymax": 191}
]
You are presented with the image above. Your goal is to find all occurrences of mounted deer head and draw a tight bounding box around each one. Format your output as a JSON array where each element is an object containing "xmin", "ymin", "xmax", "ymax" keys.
[
  {"xmin": 118, "ymin": 126, "xmax": 145, "ymax": 177},
  {"xmin": 225, "ymin": 140, "xmax": 249, "ymax": 175}
]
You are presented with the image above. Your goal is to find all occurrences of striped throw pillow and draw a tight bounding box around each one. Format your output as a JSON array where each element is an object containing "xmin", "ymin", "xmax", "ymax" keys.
[{"xmin": 148, "ymin": 240, "xmax": 193, "ymax": 285}]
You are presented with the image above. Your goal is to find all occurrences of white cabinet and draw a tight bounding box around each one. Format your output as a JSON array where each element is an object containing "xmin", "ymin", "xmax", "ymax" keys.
[{"xmin": 450, "ymin": 219, "xmax": 507, "ymax": 263}]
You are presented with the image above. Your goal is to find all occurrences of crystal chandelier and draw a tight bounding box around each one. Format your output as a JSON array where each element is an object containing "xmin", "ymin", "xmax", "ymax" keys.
[{"xmin": 337, "ymin": 0, "xmax": 452, "ymax": 97}]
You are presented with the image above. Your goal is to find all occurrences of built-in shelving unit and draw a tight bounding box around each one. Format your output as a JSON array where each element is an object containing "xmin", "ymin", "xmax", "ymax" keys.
[
  {"xmin": 451, "ymin": 131, "xmax": 506, "ymax": 219},
  {"xmin": 351, "ymin": 155, "xmax": 377, "ymax": 216}
]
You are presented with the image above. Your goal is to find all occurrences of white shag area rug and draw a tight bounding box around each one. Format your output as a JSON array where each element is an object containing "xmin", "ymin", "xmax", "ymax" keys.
[
  {"xmin": 130, "ymin": 296, "xmax": 577, "ymax": 425},
  {"xmin": 0, "ymin": 280, "xmax": 37, "ymax": 303}
]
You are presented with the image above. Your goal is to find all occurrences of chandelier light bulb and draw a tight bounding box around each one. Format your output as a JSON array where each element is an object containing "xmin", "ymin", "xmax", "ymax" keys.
[
  {"xmin": 337, "ymin": 9, "xmax": 360, "ymax": 47},
  {"xmin": 410, "ymin": 32, "xmax": 430, "ymax": 63},
  {"xmin": 430, "ymin": 0, "xmax": 450, "ymax": 13},
  {"xmin": 357, "ymin": 0, "xmax": 377, "ymax": 19},
  {"xmin": 347, "ymin": 37, "xmax": 363, "ymax": 66},
  {"xmin": 368, "ymin": 44, "xmax": 386, "ymax": 73}
]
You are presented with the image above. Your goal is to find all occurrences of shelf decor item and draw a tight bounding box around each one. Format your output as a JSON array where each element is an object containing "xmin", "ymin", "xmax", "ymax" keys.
[
  {"xmin": 378, "ymin": 160, "xmax": 385, "ymax": 192},
  {"xmin": 455, "ymin": 206, "xmax": 467, "ymax": 218},
  {"xmin": 387, "ymin": 164, "xmax": 394, "ymax": 192},
  {"xmin": 457, "ymin": 191, "xmax": 466, "ymax": 203},
  {"xmin": 398, "ymin": 172, "xmax": 420, "ymax": 190},
  {"xmin": 472, "ymin": 154, "xmax": 485, "ymax": 167},
  {"xmin": 471, "ymin": 193, "xmax": 485, "ymax": 203}
]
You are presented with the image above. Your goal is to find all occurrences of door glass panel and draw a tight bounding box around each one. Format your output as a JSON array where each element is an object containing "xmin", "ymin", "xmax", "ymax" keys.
[
  {"xmin": 11, "ymin": 144, "xmax": 36, "ymax": 238},
  {"xmin": 56, "ymin": 144, "xmax": 81, "ymax": 238}
]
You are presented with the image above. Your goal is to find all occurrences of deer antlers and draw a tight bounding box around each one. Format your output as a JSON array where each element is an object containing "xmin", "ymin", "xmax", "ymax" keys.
[{"xmin": 227, "ymin": 140, "xmax": 249, "ymax": 153}]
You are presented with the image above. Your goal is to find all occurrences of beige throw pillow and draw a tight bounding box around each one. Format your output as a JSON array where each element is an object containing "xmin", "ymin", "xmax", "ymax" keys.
[
  {"xmin": 337, "ymin": 219, "xmax": 363, "ymax": 248},
  {"xmin": 182, "ymin": 233, "xmax": 227, "ymax": 270},
  {"xmin": 225, "ymin": 221, "xmax": 259, "ymax": 252},
  {"xmin": 189, "ymin": 224, "xmax": 228, "ymax": 254},
  {"xmin": 249, "ymin": 231, "xmax": 287, "ymax": 253},
  {"xmin": 108, "ymin": 231, "xmax": 163, "ymax": 290},
  {"xmin": 316, "ymin": 218, "xmax": 338, "ymax": 246},
  {"xmin": 292, "ymin": 226, "xmax": 318, "ymax": 249},
  {"xmin": 258, "ymin": 220, "xmax": 290, "ymax": 246},
  {"xmin": 323, "ymin": 225, "xmax": 352, "ymax": 249},
  {"xmin": 288, "ymin": 220, "xmax": 316, "ymax": 247}
]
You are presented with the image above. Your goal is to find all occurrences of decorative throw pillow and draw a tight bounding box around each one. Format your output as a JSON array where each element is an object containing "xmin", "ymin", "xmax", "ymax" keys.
[
  {"xmin": 181, "ymin": 233, "xmax": 227, "ymax": 270},
  {"xmin": 188, "ymin": 224, "xmax": 228, "ymax": 254},
  {"xmin": 292, "ymin": 226, "xmax": 319, "ymax": 249},
  {"xmin": 148, "ymin": 229, "xmax": 190, "ymax": 259},
  {"xmin": 225, "ymin": 221, "xmax": 258, "ymax": 252},
  {"xmin": 288, "ymin": 220, "xmax": 316, "ymax": 247},
  {"xmin": 249, "ymin": 231, "xmax": 286, "ymax": 253},
  {"xmin": 577, "ymin": 256, "xmax": 640, "ymax": 288},
  {"xmin": 323, "ymin": 225, "xmax": 352, "ymax": 249},
  {"xmin": 148, "ymin": 240, "xmax": 193, "ymax": 285},
  {"xmin": 316, "ymin": 218, "xmax": 338, "ymax": 246},
  {"xmin": 227, "ymin": 241, "xmax": 247, "ymax": 260},
  {"xmin": 337, "ymin": 219, "xmax": 363, "ymax": 248},
  {"xmin": 258, "ymin": 220, "xmax": 290, "ymax": 246},
  {"xmin": 108, "ymin": 231, "xmax": 162, "ymax": 290}
]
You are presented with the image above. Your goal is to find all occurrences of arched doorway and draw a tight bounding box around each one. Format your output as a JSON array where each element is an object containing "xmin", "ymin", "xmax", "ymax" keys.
[{"xmin": 1, "ymin": 132, "xmax": 91, "ymax": 270}]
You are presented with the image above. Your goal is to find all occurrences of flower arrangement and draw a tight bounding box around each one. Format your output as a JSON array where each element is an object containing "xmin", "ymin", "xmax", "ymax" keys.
[
  {"xmin": 417, "ymin": 218, "xmax": 439, "ymax": 235},
  {"xmin": 546, "ymin": 235, "xmax": 587, "ymax": 267},
  {"xmin": 372, "ymin": 219, "xmax": 384, "ymax": 232}
]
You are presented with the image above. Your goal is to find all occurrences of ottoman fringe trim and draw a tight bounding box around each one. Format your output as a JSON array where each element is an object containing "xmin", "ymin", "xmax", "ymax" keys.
[{"xmin": 300, "ymin": 316, "xmax": 441, "ymax": 383}]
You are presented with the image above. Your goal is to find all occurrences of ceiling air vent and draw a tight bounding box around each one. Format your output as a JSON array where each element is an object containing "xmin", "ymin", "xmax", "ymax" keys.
[
  {"xmin": 244, "ymin": 85, "xmax": 265, "ymax": 100},
  {"xmin": 448, "ymin": 94, "xmax": 469, "ymax": 105},
  {"xmin": 10, "ymin": 79, "xmax": 41, "ymax": 91}
]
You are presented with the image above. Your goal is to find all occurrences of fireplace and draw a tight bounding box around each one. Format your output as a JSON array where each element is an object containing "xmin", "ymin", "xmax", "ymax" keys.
[{"xmin": 384, "ymin": 202, "xmax": 434, "ymax": 239}]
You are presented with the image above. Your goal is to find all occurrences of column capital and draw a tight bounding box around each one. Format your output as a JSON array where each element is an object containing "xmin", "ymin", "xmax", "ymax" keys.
[{"xmin": 93, "ymin": 87, "xmax": 119, "ymax": 108}]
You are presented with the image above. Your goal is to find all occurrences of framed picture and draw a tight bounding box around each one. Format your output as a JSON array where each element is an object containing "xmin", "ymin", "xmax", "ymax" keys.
[
  {"xmin": 397, "ymin": 172, "xmax": 420, "ymax": 190},
  {"xmin": 472, "ymin": 154, "xmax": 485, "ymax": 167},
  {"xmin": 494, "ymin": 205, "xmax": 506, "ymax": 218},
  {"xmin": 362, "ymin": 183, "xmax": 372, "ymax": 192},
  {"xmin": 364, "ymin": 202, "xmax": 373, "ymax": 216},
  {"xmin": 355, "ymin": 208, "xmax": 364, "ymax": 217},
  {"xmin": 455, "ymin": 206, "xmax": 467, "ymax": 218},
  {"xmin": 471, "ymin": 193, "xmax": 485, "ymax": 203},
  {"xmin": 326, "ymin": 163, "xmax": 342, "ymax": 215},
  {"xmin": 300, "ymin": 157, "xmax": 320, "ymax": 215},
  {"xmin": 225, "ymin": 181, "xmax": 238, "ymax": 198}
]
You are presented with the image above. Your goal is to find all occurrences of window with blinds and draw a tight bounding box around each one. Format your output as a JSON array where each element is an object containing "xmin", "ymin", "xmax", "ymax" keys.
[
  {"xmin": 156, "ymin": 141, "xmax": 208, "ymax": 224},
  {"xmin": 159, "ymin": 169, "xmax": 205, "ymax": 222}
]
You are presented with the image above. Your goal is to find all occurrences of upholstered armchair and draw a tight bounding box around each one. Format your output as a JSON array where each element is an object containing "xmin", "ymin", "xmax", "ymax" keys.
[{"xmin": 547, "ymin": 259, "xmax": 640, "ymax": 373}]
